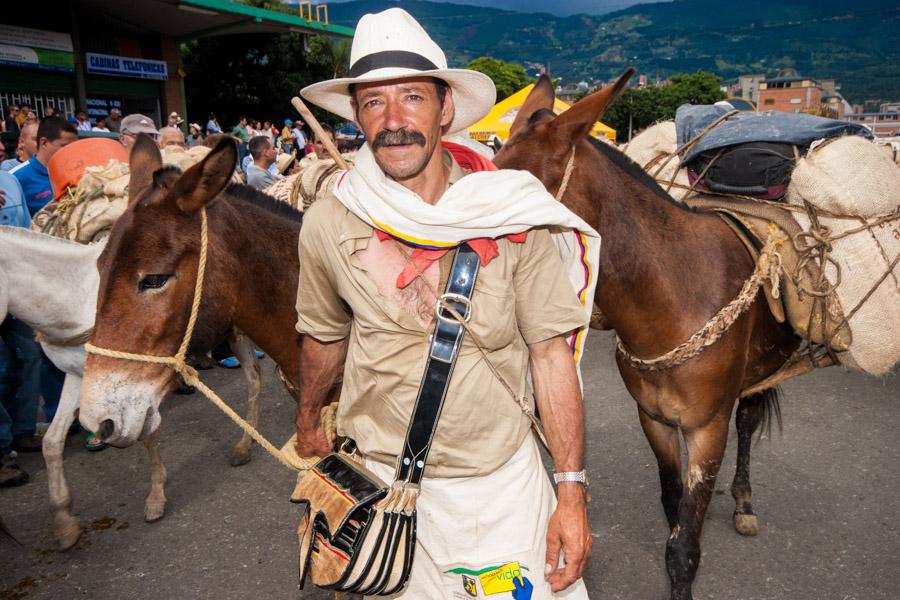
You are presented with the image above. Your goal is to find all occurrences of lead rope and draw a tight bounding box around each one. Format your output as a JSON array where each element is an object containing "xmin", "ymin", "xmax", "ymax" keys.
[{"xmin": 85, "ymin": 208, "xmax": 318, "ymax": 472}]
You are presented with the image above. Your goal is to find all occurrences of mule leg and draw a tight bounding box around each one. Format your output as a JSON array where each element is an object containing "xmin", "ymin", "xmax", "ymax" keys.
[
  {"xmin": 43, "ymin": 373, "xmax": 82, "ymax": 550},
  {"xmin": 638, "ymin": 407, "xmax": 682, "ymax": 529},
  {"xmin": 228, "ymin": 331, "xmax": 261, "ymax": 467},
  {"xmin": 666, "ymin": 411, "xmax": 732, "ymax": 600},
  {"xmin": 730, "ymin": 389, "xmax": 778, "ymax": 536},
  {"xmin": 143, "ymin": 428, "xmax": 167, "ymax": 522}
]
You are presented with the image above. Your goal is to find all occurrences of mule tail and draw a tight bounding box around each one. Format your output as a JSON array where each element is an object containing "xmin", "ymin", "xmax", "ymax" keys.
[{"xmin": 749, "ymin": 387, "xmax": 783, "ymax": 442}]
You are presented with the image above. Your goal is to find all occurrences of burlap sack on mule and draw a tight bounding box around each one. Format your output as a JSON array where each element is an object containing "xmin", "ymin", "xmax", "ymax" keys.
[{"xmin": 787, "ymin": 136, "xmax": 900, "ymax": 375}]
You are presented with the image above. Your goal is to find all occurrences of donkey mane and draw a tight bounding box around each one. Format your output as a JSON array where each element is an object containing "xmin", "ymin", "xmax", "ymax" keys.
[
  {"xmin": 586, "ymin": 136, "xmax": 697, "ymax": 213},
  {"xmin": 224, "ymin": 183, "xmax": 303, "ymax": 223}
]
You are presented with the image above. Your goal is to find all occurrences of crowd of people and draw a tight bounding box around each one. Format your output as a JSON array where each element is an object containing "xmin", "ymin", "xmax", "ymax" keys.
[{"xmin": 0, "ymin": 104, "xmax": 359, "ymax": 488}]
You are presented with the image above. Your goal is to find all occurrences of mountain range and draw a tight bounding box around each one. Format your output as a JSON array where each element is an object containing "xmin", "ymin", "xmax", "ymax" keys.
[{"xmin": 326, "ymin": 0, "xmax": 900, "ymax": 104}]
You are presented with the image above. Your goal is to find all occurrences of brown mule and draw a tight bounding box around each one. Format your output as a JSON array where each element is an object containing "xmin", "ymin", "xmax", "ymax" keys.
[
  {"xmin": 79, "ymin": 135, "xmax": 310, "ymax": 453},
  {"xmin": 494, "ymin": 70, "xmax": 799, "ymax": 600}
]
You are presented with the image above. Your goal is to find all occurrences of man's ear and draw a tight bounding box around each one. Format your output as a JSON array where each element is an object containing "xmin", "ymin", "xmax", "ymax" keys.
[{"xmin": 440, "ymin": 88, "xmax": 455, "ymax": 130}]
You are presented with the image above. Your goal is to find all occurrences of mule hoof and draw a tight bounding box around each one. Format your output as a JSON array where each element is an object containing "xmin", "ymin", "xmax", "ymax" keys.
[
  {"xmin": 733, "ymin": 512, "xmax": 758, "ymax": 536},
  {"xmin": 229, "ymin": 449, "xmax": 252, "ymax": 467},
  {"xmin": 144, "ymin": 501, "xmax": 166, "ymax": 523},
  {"xmin": 57, "ymin": 518, "xmax": 82, "ymax": 551}
]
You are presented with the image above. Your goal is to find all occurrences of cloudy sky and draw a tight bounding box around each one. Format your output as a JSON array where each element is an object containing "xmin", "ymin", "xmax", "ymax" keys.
[{"xmin": 321, "ymin": 1, "xmax": 664, "ymax": 17}]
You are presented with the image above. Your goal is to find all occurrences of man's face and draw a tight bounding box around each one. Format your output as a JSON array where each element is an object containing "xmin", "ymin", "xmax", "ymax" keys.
[
  {"xmin": 17, "ymin": 123, "xmax": 37, "ymax": 160},
  {"xmin": 240, "ymin": 118, "xmax": 247, "ymax": 126},
  {"xmin": 158, "ymin": 128, "xmax": 185, "ymax": 149},
  {"xmin": 77, "ymin": 112, "xmax": 87, "ymax": 122},
  {"xmin": 312, "ymin": 132, "xmax": 335, "ymax": 159},
  {"xmin": 40, "ymin": 130, "xmax": 78, "ymax": 160},
  {"xmin": 352, "ymin": 77, "xmax": 453, "ymax": 181},
  {"xmin": 168, "ymin": 115, "xmax": 178, "ymax": 126}
]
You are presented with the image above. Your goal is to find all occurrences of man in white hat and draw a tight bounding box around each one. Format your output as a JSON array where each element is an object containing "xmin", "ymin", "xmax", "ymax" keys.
[{"xmin": 294, "ymin": 8, "xmax": 599, "ymax": 598}]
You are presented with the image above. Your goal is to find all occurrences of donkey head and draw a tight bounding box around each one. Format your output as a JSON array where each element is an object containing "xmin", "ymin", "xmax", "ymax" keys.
[
  {"xmin": 79, "ymin": 135, "xmax": 237, "ymax": 446},
  {"xmin": 493, "ymin": 68, "xmax": 634, "ymax": 209}
]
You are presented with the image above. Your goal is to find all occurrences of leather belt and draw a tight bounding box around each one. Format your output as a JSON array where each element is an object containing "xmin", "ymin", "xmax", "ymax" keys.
[{"xmin": 395, "ymin": 243, "xmax": 480, "ymax": 485}]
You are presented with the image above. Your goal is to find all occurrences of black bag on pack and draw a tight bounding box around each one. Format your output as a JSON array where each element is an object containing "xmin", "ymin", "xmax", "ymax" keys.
[{"xmin": 686, "ymin": 142, "xmax": 800, "ymax": 200}]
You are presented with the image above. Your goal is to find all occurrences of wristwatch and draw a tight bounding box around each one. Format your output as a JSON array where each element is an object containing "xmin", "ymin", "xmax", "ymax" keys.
[{"xmin": 553, "ymin": 470, "xmax": 589, "ymax": 486}]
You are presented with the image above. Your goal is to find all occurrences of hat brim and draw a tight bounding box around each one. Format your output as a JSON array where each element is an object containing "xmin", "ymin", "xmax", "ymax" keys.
[{"xmin": 301, "ymin": 68, "xmax": 496, "ymax": 134}]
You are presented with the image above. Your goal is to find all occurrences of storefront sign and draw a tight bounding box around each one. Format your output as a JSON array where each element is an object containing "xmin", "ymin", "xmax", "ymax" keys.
[
  {"xmin": 0, "ymin": 25, "xmax": 74, "ymax": 72},
  {"xmin": 87, "ymin": 97, "xmax": 123, "ymax": 119},
  {"xmin": 86, "ymin": 53, "xmax": 168, "ymax": 81}
]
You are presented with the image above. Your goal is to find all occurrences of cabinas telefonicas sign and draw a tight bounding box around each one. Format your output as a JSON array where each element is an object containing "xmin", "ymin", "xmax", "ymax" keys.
[{"xmin": 86, "ymin": 52, "xmax": 168, "ymax": 80}]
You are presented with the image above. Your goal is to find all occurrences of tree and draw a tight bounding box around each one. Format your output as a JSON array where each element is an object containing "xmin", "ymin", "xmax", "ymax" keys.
[
  {"xmin": 603, "ymin": 71, "xmax": 726, "ymax": 141},
  {"xmin": 181, "ymin": 33, "xmax": 343, "ymax": 129},
  {"xmin": 466, "ymin": 57, "xmax": 533, "ymax": 102}
]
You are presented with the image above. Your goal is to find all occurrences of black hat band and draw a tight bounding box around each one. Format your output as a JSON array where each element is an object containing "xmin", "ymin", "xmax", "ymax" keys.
[{"xmin": 348, "ymin": 50, "xmax": 440, "ymax": 78}]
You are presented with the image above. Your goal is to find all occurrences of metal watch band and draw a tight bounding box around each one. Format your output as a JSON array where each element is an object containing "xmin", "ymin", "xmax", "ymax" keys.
[{"xmin": 553, "ymin": 470, "xmax": 588, "ymax": 485}]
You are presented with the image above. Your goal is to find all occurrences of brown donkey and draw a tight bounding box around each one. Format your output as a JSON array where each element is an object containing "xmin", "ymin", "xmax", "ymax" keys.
[
  {"xmin": 494, "ymin": 71, "xmax": 800, "ymax": 600},
  {"xmin": 79, "ymin": 136, "xmax": 303, "ymax": 453}
]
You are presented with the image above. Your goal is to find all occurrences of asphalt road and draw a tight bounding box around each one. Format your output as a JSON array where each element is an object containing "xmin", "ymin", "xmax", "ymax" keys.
[{"xmin": 1, "ymin": 331, "xmax": 898, "ymax": 600}]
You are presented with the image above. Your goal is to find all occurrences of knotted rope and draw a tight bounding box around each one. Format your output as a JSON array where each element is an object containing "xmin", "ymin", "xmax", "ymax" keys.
[
  {"xmin": 616, "ymin": 225, "xmax": 786, "ymax": 371},
  {"xmin": 85, "ymin": 207, "xmax": 327, "ymax": 472}
]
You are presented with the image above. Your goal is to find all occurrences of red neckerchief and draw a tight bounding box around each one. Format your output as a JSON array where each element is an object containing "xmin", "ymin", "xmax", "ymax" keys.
[{"xmin": 376, "ymin": 142, "xmax": 528, "ymax": 289}]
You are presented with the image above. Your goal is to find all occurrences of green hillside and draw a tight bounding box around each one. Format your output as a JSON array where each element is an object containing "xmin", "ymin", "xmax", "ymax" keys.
[{"xmin": 327, "ymin": 0, "xmax": 900, "ymax": 104}]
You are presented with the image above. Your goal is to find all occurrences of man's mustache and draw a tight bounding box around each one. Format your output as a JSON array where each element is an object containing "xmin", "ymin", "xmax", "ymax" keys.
[{"xmin": 371, "ymin": 129, "xmax": 426, "ymax": 150}]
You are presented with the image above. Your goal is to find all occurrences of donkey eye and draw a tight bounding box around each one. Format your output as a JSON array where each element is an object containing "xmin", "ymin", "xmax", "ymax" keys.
[{"xmin": 139, "ymin": 274, "xmax": 171, "ymax": 292}]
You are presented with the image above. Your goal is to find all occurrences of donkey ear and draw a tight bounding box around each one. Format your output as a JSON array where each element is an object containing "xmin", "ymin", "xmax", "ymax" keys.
[
  {"xmin": 128, "ymin": 134, "xmax": 163, "ymax": 205},
  {"xmin": 551, "ymin": 67, "xmax": 635, "ymax": 146},
  {"xmin": 509, "ymin": 74, "xmax": 555, "ymax": 137},
  {"xmin": 168, "ymin": 138, "xmax": 237, "ymax": 214}
]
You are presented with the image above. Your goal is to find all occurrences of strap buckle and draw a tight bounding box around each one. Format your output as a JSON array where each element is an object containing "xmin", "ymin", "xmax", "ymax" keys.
[{"xmin": 435, "ymin": 292, "xmax": 473, "ymax": 325}]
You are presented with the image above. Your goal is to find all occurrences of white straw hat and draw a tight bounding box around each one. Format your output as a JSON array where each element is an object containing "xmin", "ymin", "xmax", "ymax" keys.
[{"xmin": 301, "ymin": 8, "xmax": 496, "ymax": 133}]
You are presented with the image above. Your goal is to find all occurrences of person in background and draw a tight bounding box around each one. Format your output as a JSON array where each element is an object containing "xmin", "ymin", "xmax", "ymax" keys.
[
  {"xmin": 106, "ymin": 107, "xmax": 121, "ymax": 132},
  {"xmin": 118, "ymin": 114, "xmax": 160, "ymax": 153},
  {"xmin": 291, "ymin": 120, "xmax": 307, "ymax": 158},
  {"xmin": 206, "ymin": 112, "xmax": 222, "ymax": 135},
  {"xmin": 24, "ymin": 111, "xmax": 38, "ymax": 127},
  {"xmin": 1, "ymin": 122, "xmax": 36, "ymax": 172},
  {"xmin": 187, "ymin": 123, "xmax": 204, "ymax": 147},
  {"xmin": 74, "ymin": 110, "xmax": 91, "ymax": 132},
  {"xmin": 280, "ymin": 118, "xmax": 294, "ymax": 153},
  {"xmin": 4, "ymin": 106, "xmax": 19, "ymax": 135},
  {"xmin": 260, "ymin": 120, "xmax": 275, "ymax": 143},
  {"xmin": 299, "ymin": 122, "xmax": 336, "ymax": 170},
  {"xmin": 231, "ymin": 116, "xmax": 250, "ymax": 163},
  {"xmin": 0, "ymin": 171, "xmax": 34, "ymax": 486},
  {"xmin": 158, "ymin": 127, "xmax": 186, "ymax": 149},
  {"xmin": 15, "ymin": 105, "xmax": 31, "ymax": 129},
  {"xmin": 245, "ymin": 136, "xmax": 279, "ymax": 190},
  {"xmin": 91, "ymin": 116, "xmax": 110, "ymax": 132},
  {"xmin": 165, "ymin": 111, "xmax": 183, "ymax": 130},
  {"xmin": 11, "ymin": 117, "xmax": 77, "ymax": 216}
]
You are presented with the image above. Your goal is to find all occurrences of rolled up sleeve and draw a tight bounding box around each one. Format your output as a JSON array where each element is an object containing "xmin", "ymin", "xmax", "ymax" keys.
[{"xmin": 295, "ymin": 203, "xmax": 352, "ymax": 342}]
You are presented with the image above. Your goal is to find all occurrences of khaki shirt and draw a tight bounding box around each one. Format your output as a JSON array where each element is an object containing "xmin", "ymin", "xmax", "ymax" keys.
[{"xmin": 296, "ymin": 153, "xmax": 585, "ymax": 477}]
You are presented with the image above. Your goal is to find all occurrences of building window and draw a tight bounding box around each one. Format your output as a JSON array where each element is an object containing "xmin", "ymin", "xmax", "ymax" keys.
[
  {"xmin": 764, "ymin": 98, "xmax": 775, "ymax": 105},
  {"xmin": 790, "ymin": 98, "xmax": 802, "ymax": 104}
]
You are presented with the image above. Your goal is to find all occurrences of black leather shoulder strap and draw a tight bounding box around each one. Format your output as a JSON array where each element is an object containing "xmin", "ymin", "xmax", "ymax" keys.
[{"xmin": 394, "ymin": 243, "xmax": 480, "ymax": 485}]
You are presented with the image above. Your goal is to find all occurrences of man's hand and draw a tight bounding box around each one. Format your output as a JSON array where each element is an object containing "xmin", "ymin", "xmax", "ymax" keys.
[
  {"xmin": 295, "ymin": 418, "xmax": 334, "ymax": 457},
  {"xmin": 544, "ymin": 486, "xmax": 592, "ymax": 592}
]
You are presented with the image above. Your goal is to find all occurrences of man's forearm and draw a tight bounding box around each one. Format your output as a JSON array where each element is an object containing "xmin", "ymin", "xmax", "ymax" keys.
[
  {"xmin": 295, "ymin": 334, "xmax": 348, "ymax": 432},
  {"xmin": 529, "ymin": 335, "xmax": 585, "ymax": 476}
]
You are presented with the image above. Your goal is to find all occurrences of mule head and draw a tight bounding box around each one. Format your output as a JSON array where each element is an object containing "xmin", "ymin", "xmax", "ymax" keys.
[
  {"xmin": 494, "ymin": 68, "xmax": 634, "ymax": 199},
  {"xmin": 79, "ymin": 135, "xmax": 237, "ymax": 446}
]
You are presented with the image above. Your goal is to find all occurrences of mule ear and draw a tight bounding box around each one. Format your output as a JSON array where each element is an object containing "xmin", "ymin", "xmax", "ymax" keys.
[
  {"xmin": 509, "ymin": 74, "xmax": 555, "ymax": 137},
  {"xmin": 168, "ymin": 138, "xmax": 237, "ymax": 214},
  {"xmin": 128, "ymin": 134, "xmax": 163, "ymax": 205},
  {"xmin": 551, "ymin": 67, "xmax": 635, "ymax": 146}
]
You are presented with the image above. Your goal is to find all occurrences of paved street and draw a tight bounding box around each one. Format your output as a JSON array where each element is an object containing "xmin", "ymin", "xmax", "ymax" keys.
[{"xmin": 2, "ymin": 331, "xmax": 898, "ymax": 600}]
